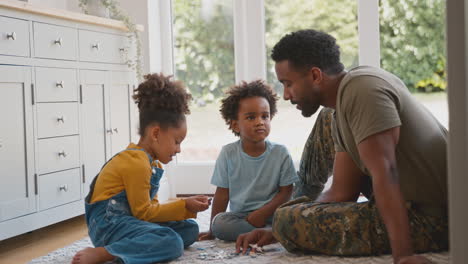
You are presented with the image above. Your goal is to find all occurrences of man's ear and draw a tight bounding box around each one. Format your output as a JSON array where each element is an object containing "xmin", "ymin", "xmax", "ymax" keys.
[
  {"xmin": 310, "ymin": 67, "xmax": 323, "ymax": 83},
  {"xmin": 230, "ymin": 120, "xmax": 239, "ymax": 134}
]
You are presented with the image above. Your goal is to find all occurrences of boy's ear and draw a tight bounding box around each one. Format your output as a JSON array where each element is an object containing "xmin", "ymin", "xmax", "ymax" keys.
[{"xmin": 230, "ymin": 120, "xmax": 239, "ymax": 134}]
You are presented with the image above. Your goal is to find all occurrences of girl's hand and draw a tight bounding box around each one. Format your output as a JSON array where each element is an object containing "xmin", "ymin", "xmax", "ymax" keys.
[
  {"xmin": 184, "ymin": 196, "xmax": 210, "ymax": 213},
  {"xmin": 193, "ymin": 195, "xmax": 212, "ymax": 205}
]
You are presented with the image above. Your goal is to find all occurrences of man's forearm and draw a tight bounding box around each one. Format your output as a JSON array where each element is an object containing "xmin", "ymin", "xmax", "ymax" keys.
[
  {"xmin": 315, "ymin": 189, "xmax": 335, "ymax": 203},
  {"xmin": 373, "ymin": 173, "xmax": 413, "ymax": 262}
]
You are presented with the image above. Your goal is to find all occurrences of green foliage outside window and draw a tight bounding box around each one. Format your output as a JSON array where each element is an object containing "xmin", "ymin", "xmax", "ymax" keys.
[
  {"xmin": 173, "ymin": 0, "xmax": 446, "ymax": 103},
  {"xmin": 265, "ymin": 0, "xmax": 359, "ymax": 94},
  {"xmin": 173, "ymin": 0, "xmax": 235, "ymax": 105},
  {"xmin": 380, "ymin": 0, "xmax": 446, "ymax": 92}
]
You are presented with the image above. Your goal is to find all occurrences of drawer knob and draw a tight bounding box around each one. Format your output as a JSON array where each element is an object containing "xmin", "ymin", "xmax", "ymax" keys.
[
  {"xmin": 119, "ymin": 47, "xmax": 126, "ymax": 52},
  {"xmin": 57, "ymin": 116, "xmax": 65, "ymax": 123},
  {"xmin": 6, "ymin": 32, "xmax": 16, "ymax": 40},
  {"xmin": 56, "ymin": 81, "xmax": 64, "ymax": 88},
  {"xmin": 106, "ymin": 129, "xmax": 113, "ymax": 135},
  {"xmin": 92, "ymin": 43, "xmax": 100, "ymax": 50},
  {"xmin": 113, "ymin": 128, "xmax": 119, "ymax": 134},
  {"xmin": 54, "ymin": 38, "xmax": 63, "ymax": 46},
  {"xmin": 58, "ymin": 151, "xmax": 67, "ymax": 157},
  {"xmin": 59, "ymin": 185, "xmax": 68, "ymax": 192}
]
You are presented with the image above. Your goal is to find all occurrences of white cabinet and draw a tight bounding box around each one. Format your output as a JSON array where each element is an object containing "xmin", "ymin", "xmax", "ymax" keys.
[
  {"xmin": 0, "ymin": 65, "xmax": 36, "ymax": 222},
  {"xmin": 80, "ymin": 70, "xmax": 134, "ymax": 195},
  {"xmin": 0, "ymin": 5, "xmax": 138, "ymax": 240},
  {"xmin": 33, "ymin": 22, "xmax": 78, "ymax": 60},
  {"xmin": 108, "ymin": 71, "xmax": 134, "ymax": 157},
  {"xmin": 0, "ymin": 16, "xmax": 29, "ymax": 57}
]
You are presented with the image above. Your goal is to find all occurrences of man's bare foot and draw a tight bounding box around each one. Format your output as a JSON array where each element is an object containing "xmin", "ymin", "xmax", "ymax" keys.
[{"xmin": 71, "ymin": 247, "xmax": 114, "ymax": 264}]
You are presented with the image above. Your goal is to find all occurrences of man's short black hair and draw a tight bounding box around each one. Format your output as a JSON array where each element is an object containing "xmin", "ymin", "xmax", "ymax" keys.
[{"xmin": 271, "ymin": 29, "xmax": 344, "ymax": 74}]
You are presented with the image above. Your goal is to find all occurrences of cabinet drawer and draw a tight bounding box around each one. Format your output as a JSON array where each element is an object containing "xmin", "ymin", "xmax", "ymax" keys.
[
  {"xmin": 35, "ymin": 67, "xmax": 78, "ymax": 102},
  {"xmin": 33, "ymin": 22, "xmax": 77, "ymax": 60},
  {"xmin": 38, "ymin": 168, "xmax": 81, "ymax": 211},
  {"xmin": 0, "ymin": 16, "xmax": 30, "ymax": 57},
  {"xmin": 79, "ymin": 30, "xmax": 127, "ymax": 63},
  {"xmin": 36, "ymin": 136, "xmax": 80, "ymax": 174},
  {"xmin": 36, "ymin": 103, "xmax": 79, "ymax": 138}
]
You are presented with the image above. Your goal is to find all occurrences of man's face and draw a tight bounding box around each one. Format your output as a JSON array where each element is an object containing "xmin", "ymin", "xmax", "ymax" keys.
[{"xmin": 275, "ymin": 60, "xmax": 321, "ymax": 117}]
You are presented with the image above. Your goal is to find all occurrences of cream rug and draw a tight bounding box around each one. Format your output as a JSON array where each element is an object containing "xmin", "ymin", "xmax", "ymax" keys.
[{"xmin": 29, "ymin": 207, "xmax": 450, "ymax": 264}]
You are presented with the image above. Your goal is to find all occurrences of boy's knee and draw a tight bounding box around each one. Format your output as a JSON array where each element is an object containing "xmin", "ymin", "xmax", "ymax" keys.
[{"xmin": 211, "ymin": 213, "xmax": 237, "ymax": 241}]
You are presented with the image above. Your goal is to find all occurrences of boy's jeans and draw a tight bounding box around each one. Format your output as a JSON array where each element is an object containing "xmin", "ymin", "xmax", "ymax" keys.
[{"xmin": 211, "ymin": 211, "xmax": 273, "ymax": 241}]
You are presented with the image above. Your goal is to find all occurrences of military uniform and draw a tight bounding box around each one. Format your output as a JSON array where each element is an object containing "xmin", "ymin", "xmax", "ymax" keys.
[
  {"xmin": 292, "ymin": 107, "xmax": 335, "ymax": 200},
  {"xmin": 274, "ymin": 66, "xmax": 449, "ymax": 256}
]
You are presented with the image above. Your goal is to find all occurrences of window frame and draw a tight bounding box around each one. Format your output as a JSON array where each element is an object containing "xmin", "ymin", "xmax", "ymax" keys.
[{"xmin": 148, "ymin": 0, "xmax": 381, "ymax": 195}]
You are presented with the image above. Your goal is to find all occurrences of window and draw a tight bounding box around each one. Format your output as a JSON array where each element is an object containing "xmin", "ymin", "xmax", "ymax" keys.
[
  {"xmin": 173, "ymin": 0, "xmax": 236, "ymax": 161},
  {"xmin": 379, "ymin": 0, "xmax": 448, "ymax": 127},
  {"xmin": 264, "ymin": 0, "xmax": 359, "ymax": 160}
]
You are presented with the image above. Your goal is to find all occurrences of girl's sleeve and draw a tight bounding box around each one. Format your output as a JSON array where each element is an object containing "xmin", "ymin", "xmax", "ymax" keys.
[{"xmin": 122, "ymin": 153, "xmax": 195, "ymax": 222}]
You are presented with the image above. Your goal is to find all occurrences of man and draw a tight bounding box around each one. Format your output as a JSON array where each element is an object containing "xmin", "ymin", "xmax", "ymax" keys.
[{"xmin": 236, "ymin": 30, "xmax": 448, "ymax": 264}]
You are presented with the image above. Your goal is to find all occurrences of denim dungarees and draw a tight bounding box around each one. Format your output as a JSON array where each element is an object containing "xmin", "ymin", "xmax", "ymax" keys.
[{"xmin": 84, "ymin": 148, "xmax": 198, "ymax": 264}]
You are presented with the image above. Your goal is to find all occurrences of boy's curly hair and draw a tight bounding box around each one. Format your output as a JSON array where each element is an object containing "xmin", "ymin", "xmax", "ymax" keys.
[
  {"xmin": 220, "ymin": 80, "xmax": 278, "ymax": 136},
  {"xmin": 133, "ymin": 73, "xmax": 192, "ymax": 135}
]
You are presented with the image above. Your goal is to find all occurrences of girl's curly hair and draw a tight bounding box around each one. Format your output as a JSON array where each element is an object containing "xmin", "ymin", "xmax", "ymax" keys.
[
  {"xmin": 133, "ymin": 73, "xmax": 192, "ymax": 135},
  {"xmin": 220, "ymin": 80, "xmax": 278, "ymax": 136}
]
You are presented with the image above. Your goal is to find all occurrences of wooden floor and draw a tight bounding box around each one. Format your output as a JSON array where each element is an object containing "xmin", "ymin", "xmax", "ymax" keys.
[{"xmin": 0, "ymin": 215, "xmax": 88, "ymax": 264}]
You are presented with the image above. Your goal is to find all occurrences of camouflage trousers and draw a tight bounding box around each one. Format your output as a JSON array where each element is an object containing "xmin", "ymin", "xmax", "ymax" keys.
[
  {"xmin": 273, "ymin": 196, "xmax": 448, "ymax": 256},
  {"xmin": 278, "ymin": 108, "xmax": 448, "ymax": 256},
  {"xmin": 293, "ymin": 108, "xmax": 335, "ymax": 201}
]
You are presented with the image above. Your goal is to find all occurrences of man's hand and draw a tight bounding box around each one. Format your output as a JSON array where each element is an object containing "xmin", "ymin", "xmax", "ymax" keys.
[
  {"xmin": 198, "ymin": 231, "xmax": 215, "ymax": 241},
  {"xmin": 397, "ymin": 255, "xmax": 434, "ymax": 264},
  {"xmin": 235, "ymin": 228, "xmax": 277, "ymax": 254},
  {"xmin": 246, "ymin": 209, "xmax": 267, "ymax": 228},
  {"xmin": 184, "ymin": 195, "xmax": 210, "ymax": 213}
]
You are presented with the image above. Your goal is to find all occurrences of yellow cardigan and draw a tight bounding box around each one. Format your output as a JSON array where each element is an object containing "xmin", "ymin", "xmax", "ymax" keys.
[{"xmin": 90, "ymin": 143, "xmax": 195, "ymax": 222}]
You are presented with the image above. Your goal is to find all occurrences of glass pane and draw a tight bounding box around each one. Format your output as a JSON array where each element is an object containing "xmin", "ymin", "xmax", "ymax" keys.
[
  {"xmin": 380, "ymin": 0, "xmax": 447, "ymax": 128},
  {"xmin": 173, "ymin": 0, "xmax": 236, "ymax": 161},
  {"xmin": 265, "ymin": 0, "xmax": 359, "ymax": 160}
]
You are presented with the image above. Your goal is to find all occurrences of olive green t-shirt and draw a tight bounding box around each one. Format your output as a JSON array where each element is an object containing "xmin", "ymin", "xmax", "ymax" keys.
[{"xmin": 332, "ymin": 66, "xmax": 447, "ymax": 210}]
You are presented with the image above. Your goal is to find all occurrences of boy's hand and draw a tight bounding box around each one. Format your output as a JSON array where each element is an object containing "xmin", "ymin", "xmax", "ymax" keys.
[
  {"xmin": 198, "ymin": 231, "xmax": 215, "ymax": 241},
  {"xmin": 184, "ymin": 195, "xmax": 210, "ymax": 213},
  {"xmin": 246, "ymin": 209, "xmax": 267, "ymax": 228}
]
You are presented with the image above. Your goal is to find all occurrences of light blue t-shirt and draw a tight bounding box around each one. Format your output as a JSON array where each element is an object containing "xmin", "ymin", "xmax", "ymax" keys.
[{"xmin": 211, "ymin": 140, "xmax": 299, "ymax": 213}]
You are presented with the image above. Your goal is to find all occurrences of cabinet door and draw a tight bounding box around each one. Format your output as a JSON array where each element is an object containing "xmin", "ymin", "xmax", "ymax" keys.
[
  {"xmin": 79, "ymin": 70, "xmax": 109, "ymax": 196},
  {"xmin": 108, "ymin": 71, "xmax": 133, "ymax": 157},
  {"xmin": 0, "ymin": 65, "xmax": 36, "ymax": 221}
]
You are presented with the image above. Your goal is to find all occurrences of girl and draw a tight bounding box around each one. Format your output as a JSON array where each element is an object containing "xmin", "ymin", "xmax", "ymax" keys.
[{"xmin": 72, "ymin": 73, "xmax": 210, "ymax": 264}]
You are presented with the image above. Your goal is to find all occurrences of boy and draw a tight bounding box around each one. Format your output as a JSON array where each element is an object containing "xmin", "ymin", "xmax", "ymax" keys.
[{"xmin": 198, "ymin": 80, "xmax": 298, "ymax": 241}]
